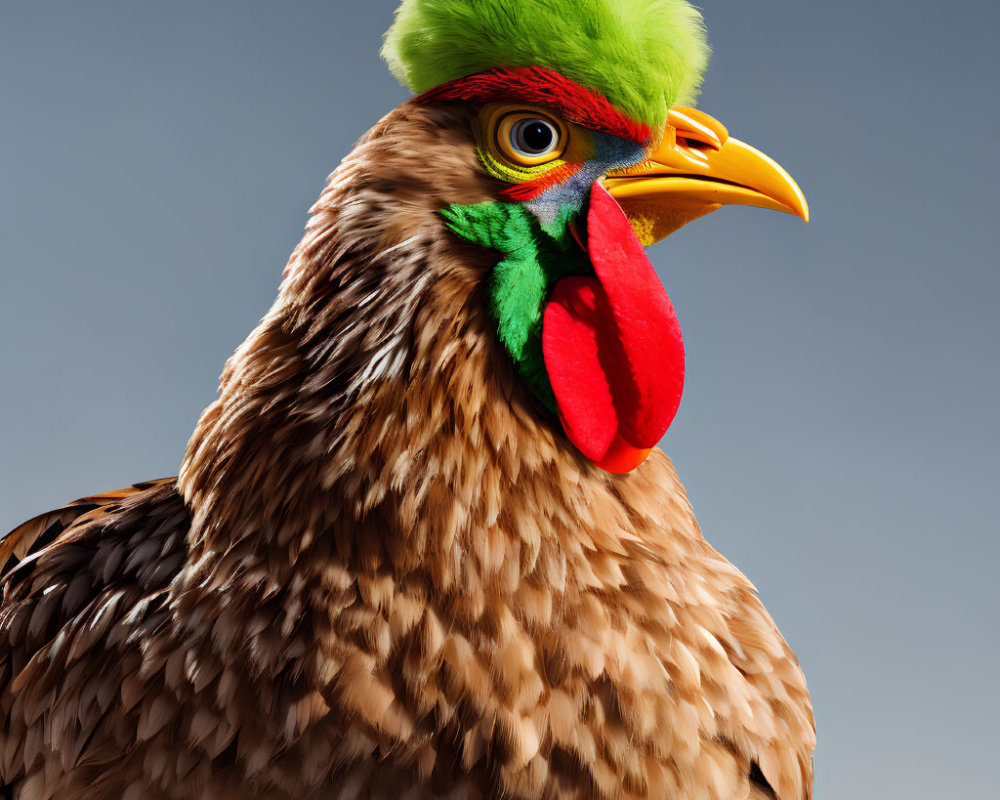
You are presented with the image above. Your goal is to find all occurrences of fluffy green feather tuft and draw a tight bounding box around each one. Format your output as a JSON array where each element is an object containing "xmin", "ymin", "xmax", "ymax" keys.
[{"xmin": 383, "ymin": 0, "xmax": 710, "ymax": 129}]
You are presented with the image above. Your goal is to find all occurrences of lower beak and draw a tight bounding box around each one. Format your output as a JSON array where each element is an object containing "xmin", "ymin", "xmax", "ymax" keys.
[{"xmin": 604, "ymin": 107, "xmax": 809, "ymax": 245}]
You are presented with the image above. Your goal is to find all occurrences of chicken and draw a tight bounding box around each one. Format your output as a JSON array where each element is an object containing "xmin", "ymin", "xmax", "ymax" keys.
[{"xmin": 0, "ymin": 1, "xmax": 814, "ymax": 798}]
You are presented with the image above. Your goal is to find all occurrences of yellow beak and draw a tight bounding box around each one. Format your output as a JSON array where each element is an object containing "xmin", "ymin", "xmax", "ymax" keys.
[{"xmin": 604, "ymin": 107, "xmax": 809, "ymax": 245}]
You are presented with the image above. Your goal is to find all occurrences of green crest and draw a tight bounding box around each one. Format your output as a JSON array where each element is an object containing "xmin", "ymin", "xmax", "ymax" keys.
[{"xmin": 383, "ymin": 0, "xmax": 710, "ymax": 129}]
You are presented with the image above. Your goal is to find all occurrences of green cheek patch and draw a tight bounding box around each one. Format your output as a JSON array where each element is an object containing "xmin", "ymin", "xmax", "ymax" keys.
[{"xmin": 440, "ymin": 201, "xmax": 590, "ymax": 410}]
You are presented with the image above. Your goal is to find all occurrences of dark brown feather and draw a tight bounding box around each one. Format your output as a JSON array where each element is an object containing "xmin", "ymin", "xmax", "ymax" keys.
[{"xmin": 0, "ymin": 479, "xmax": 175, "ymax": 578}]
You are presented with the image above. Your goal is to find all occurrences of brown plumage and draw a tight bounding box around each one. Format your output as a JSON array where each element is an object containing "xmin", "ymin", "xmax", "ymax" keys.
[{"xmin": 1, "ymin": 96, "xmax": 813, "ymax": 800}]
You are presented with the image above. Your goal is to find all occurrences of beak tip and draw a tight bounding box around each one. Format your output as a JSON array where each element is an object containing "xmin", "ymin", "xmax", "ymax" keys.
[{"xmin": 787, "ymin": 191, "xmax": 809, "ymax": 223}]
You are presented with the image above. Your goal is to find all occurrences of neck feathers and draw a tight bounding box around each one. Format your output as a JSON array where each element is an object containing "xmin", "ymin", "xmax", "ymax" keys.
[{"xmin": 176, "ymin": 101, "xmax": 696, "ymax": 593}]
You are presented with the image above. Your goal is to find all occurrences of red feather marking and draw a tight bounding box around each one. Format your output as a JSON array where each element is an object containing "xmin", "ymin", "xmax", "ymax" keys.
[
  {"xmin": 416, "ymin": 67, "xmax": 651, "ymax": 144},
  {"xmin": 500, "ymin": 163, "xmax": 581, "ymax": 202}
]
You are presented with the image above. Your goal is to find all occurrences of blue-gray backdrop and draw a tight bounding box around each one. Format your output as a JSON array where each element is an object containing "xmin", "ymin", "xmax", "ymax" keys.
[{"xmin": 2, "ymin": 2, "xmax": 997, "ymax": 796}]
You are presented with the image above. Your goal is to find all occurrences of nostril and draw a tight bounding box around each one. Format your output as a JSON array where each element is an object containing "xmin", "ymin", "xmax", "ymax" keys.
[
  {"xmin": 667, "ymin": 107, "xmax": 730, "ymax": 149},
  {"xmin": 678, "ymin": 136, "xmax": 711, "ymax": 151}
]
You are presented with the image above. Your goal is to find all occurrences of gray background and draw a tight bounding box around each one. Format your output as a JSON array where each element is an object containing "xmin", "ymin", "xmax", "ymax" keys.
[{"xmin": 2, "ymin": 1, "xmax": 997, "ymax": 796}]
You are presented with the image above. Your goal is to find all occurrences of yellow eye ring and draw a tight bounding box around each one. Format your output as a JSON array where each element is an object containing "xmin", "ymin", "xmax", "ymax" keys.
[{"xmin": 493, "ymin": 110, "xmax": 568, "ymax": 166}]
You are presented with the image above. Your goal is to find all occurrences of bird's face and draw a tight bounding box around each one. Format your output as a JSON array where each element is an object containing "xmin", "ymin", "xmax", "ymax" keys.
[{"xmin": 413, "ymin": 67, "xmax": 807, "ymax": 474}]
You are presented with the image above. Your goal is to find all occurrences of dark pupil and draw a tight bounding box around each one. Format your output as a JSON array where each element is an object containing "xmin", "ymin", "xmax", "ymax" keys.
[{"xmin": 520, "ymin": 121, "xmax": 553, "ymax": 153}]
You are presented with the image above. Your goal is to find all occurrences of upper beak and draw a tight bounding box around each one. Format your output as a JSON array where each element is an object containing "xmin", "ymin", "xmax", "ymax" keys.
[{"xmin": 604, "ymin": 107, "xmax": 809, "ymax": 245}]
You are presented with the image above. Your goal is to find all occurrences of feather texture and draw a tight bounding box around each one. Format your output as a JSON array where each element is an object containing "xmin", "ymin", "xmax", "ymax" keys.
[{"xmin": 0, "ymin": 101, "xmax": 813, "ymax": 799}]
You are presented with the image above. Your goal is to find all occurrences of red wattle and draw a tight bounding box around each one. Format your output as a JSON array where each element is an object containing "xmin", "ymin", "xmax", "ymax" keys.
[
  {"xmin": 596, "ymin": 436, "xmax": 653, "ymax": 475},
  {"xmin": 542, "ymin": 276, "xmax": 626, "ymax": 461},
  {"xmin": 542, "ymin": 183, "xmax": 686, "ymax": 471}
]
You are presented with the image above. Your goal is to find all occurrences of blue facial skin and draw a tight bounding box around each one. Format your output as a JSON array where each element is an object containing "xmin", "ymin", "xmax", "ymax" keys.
[{"xmin": 525, "ymin": 133, "xmax": 647, "ymax": 225}]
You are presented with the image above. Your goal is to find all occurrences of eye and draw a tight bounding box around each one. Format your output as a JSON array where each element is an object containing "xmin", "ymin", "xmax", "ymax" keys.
[
  {"xmin": 495, "ymin": 112, "xmax": 567, "ymax": 166},
  {"xmin": 511, "ymin": 119, "xmax": 558, "ymax": 156}
]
